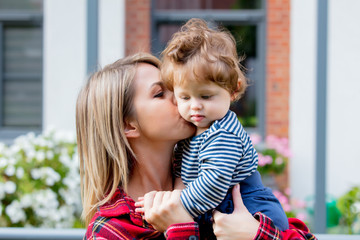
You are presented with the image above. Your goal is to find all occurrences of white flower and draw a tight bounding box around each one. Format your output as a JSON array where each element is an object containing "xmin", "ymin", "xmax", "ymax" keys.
[
  {"xmin": 16, "ymin": 167, "xmax": 25, "ymax": 179},
  {"xmin": 46, "ymin": 150, "xmax": 54, "ymax": 159},
  {"xmin": 5, "ymin": 165, "xmax": 15, "ymax": 176},
  {"xmin": 31, "ymin": 168, "xmax": 41, "ymax": 179},
  {"xmin": 36, "ymin": 151, "xmax": 46, "ymax": 162},
  {"xmin": 26, "ymin": 149, "xmax": 36, "ymax": 161},
  {"xmin": 9, "ymin": 145, "xmax": 20, "ymax": 155},
  {"xmin": 4, "ymin": 181, "xmax": 16, "ymax": 194},
  {"xmin": 5, "ymin": 200, "xmax": 26, "ymax": 223},
  {"xmin": 0, "ymin": 157, "xmax": 8, "ymax": 168},
  {"xmin": 20, "ymin": 194, "xmax": 33, "ymax": 208},
  {"xmin": 0, "ymin": 142, "xmax": 6, "ymax": 152}
]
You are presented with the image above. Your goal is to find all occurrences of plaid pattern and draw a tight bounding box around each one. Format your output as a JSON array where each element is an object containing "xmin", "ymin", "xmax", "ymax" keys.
[
  {"xmin": 84, "ymin": 187, "xmax": 200, "ymax": 240},
  {"xmin": 84, "ymin": 187, "xmax": 316, "ymax": 240},
  {"xmin": 254, "ymin": 212, "xmax": 318, "ymax": 240}
]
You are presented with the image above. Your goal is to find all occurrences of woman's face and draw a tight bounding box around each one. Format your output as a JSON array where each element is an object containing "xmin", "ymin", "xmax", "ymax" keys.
[{"xmin": 131, "ymin": 63, "xmax": 195, "ymax": 143}]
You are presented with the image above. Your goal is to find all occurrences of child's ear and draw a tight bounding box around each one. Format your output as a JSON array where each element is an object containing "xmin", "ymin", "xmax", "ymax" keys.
[
  {"xmin": 124, "ymin": 120, "xmax": 140, "ymax": 138},
  {"xmin": 231, "ymin": 80, "xmax": 242, "ymax": 101}
]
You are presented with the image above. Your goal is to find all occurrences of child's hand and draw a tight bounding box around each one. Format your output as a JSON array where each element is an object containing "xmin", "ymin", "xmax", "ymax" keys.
[{"xmin": 134, "ymin": 196, "xmax": 145, "ymax": 214}]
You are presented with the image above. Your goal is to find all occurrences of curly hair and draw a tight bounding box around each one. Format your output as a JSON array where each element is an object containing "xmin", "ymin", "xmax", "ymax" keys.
[{"xmin": 161, "ymin": 18, "xmax": 247, "ymax": 100}]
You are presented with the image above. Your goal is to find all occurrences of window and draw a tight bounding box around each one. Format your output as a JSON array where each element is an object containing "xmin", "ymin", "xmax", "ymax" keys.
[
  {"xmin": 151, "ymin": 0, "xmax": 266, "ymax": 135},
  {"xmin": 0, "ymin": 0, "xmax": 43, "ymax": 141}
]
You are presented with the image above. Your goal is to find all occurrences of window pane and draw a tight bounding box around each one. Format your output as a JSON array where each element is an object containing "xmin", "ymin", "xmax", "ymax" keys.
[
  {"xmin": 155, "ymin": 0, "xmax": 262, "ymax": 10},
  {"xmin": 2, "ymin": 26, "xmax": 42, "ymax": 128},
  {"xmin": 0, "ymin": 0, "xmax": 43, "ymax": 10},
  {"xmin": 226, "ymin": 25, "xmax": 258, "ymax": 128}
]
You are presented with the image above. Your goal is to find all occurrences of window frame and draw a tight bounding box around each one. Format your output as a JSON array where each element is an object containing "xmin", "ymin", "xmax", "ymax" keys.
[{"xmin": 151, "ymin": 0, "xmax": 267, "ymax": 137}]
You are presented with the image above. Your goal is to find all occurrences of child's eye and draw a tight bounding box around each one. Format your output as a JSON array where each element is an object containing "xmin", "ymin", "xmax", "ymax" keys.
[
  {"xmin": 201, "ymin": 95, "xmax": 212, "ymax": 99},
  {"xmin": 180, "ymin": 96, "xmax": 190, "ymax": 100},
  {"xmin": 154, "ymin": 91, "xmax": 164, "ymax": 98}
]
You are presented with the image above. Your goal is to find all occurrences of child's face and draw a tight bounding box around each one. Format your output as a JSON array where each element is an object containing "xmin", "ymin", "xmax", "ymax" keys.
[{"xmin": 174, "ymin": 79, "xmax": 231, "ymax": 135}]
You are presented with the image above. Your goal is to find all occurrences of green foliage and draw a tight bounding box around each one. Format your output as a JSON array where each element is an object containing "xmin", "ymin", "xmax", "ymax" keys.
[
  {"xmin": 336, "ymin": 186, "xmax": 360, "ymax": 234},
  {"xmin": 0, "ymin": 130, "xmax": 82, "ymax": 228}
]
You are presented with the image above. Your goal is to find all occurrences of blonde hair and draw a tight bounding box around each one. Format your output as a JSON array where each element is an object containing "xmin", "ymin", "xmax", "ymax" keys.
[
  {"xmin": 161, "ymin": 18, "xmax": 247, "ymax": 100},
  {"xmin": 76, "ymin": 53, "xmax": 161, "ymax": 225}
]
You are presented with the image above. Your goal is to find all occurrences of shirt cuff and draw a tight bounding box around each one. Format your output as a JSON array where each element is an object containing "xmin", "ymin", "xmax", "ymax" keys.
[
  {"xmin": 253, "ymin": 212, "xmax": 281, "ymax": 240},
  {"xmin": 164, "ymin": 222, "xmax": 199, "ymax": 239}
]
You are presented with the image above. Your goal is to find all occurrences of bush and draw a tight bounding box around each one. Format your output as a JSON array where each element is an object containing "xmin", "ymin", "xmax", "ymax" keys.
[
  {"xmin": 336, "ymin": 186, "xmax": 360, "ymax": 234},
  {"xmin": 0, "ymin": 129, "xmax": 82, "ymax": 228}
]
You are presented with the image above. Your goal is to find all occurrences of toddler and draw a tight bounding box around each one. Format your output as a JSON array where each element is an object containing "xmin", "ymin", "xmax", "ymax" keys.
[{"xmin": 161, "ymin": 18, "xmax": 289, "ymax": 233}]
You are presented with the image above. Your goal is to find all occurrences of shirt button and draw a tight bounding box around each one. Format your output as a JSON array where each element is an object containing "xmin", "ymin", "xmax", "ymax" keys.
[{"xmin": 189, "ymin": 236, "xmax": 198, "ymax": 240}]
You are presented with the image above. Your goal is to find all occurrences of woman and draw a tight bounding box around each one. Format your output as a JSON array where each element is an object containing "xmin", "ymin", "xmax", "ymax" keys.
[{"xmin": 77, "ymin": 53, "xmax": 316, "ymax": 239}]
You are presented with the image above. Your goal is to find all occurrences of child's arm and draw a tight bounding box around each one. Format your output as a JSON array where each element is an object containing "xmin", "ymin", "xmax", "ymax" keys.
[
  {"xmin": 180, "ymin": 130, "xmax": 257, "ymax": 218},
  {"xmin": 174, "ymin": 177, "xmax": 186, "ymax": 190}
]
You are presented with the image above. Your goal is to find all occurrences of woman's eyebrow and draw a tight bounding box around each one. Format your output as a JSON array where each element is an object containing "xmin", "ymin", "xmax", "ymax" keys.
[{"xmin": 150, "ymin": 82, "xmax": 164, "ymax": 88}]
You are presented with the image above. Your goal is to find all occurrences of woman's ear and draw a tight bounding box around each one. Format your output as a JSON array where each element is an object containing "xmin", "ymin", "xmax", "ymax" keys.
[{"xmin": 124, "ymin": 120, "xmax": 140, "ymax": 138}]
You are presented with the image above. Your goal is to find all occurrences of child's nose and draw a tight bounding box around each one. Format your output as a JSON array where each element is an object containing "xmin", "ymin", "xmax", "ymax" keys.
[{"xmin": 191, "ymin": 99, "xmax": 202, "ymax": 110}]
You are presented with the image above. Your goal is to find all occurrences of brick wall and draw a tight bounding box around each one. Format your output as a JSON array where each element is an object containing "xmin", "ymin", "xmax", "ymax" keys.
[
  {"xmin": 266, "ymin": 0, "xmax": 290, "ymax": 138},
  {"xmin": 125, "ymin": 0, "xmax": 151, "ymax": 55}
]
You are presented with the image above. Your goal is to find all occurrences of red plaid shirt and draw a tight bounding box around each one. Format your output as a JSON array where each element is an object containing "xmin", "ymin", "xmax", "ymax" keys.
[{"xmin": 84, "ymin": 187, "xmax": 316, "ymax": 240}]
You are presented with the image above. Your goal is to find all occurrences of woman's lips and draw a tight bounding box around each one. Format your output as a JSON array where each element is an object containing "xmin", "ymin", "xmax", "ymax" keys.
[{"xmin": 191, "ymin": 114, "xmax": 204, "ymax": 122}]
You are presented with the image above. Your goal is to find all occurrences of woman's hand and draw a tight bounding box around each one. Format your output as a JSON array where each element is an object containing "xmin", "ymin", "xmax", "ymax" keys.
[
  {"xmin": 135, "ymin": 190, "xmax": 194, "ymax": 232},
  {"xmin": 213, "ymin": 184, "xmax": 260, "ymax": 240}
]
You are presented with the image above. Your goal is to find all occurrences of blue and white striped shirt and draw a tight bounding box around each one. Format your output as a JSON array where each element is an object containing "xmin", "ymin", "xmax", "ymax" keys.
[{"xmin": 175, "ymin": 110, "xmax": 258, "ymax": 218}]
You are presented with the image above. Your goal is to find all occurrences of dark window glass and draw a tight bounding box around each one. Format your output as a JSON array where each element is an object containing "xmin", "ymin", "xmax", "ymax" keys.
[
  {"xmin": 226, "ymin": 24, "xmax": 258, "ymax": 128},
  {"xmin": 2, "ymin": 25, "xmax": 42, "ymax": 128},
  {"xmin": 0, "ymin": 0, "xmax": 43, "ymax": 11},
  {"xmin": 155, "ymin": 0, "xmax": 261, "ymax": 10}
]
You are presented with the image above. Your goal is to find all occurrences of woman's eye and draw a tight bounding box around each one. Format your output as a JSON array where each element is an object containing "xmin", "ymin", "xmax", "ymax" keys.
[
  {"xmin": 201, "ymin": 95, "xmax": 211, "ymax": 99},
  {"xmin": 181, "ymin": 96, "xmax": 190, "ymax": 100},
  {"xmin": 154, "ymin": 91, "xmax": 164, "ymax": 98}
]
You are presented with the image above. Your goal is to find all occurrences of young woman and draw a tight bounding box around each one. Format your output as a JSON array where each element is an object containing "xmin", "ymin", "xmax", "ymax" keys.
[{"xmin": 77, "ymin": 53, "xmax": 316, "ymax": 240}]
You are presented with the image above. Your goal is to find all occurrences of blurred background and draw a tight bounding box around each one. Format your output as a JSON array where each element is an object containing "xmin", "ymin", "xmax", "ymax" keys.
[{"xmin": 0, "ymin": 0, "xmax": 359, "ymax": 236}]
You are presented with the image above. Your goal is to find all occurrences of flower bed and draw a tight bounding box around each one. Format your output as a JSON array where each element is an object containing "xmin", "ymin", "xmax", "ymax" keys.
[{"xmin": 0, "ymin": 130, "xmax": 82, "ymax": 228}]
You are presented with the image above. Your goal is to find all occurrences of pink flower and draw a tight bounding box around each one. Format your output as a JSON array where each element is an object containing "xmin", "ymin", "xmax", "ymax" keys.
[
  {"xmin": 275, "ymin": 157, "xmax": 283, "ymax": 165},
  {"xmin": 283, "ymin": 203, "xmax": 292, "ymax": 212},
  {"xmin": 285, "ymin": 188, "xmax": 291, "ymax": 196},
  {"xmin": 278, "ymin": 195, "xmax": 289, "ymax": 205},
  {"xmin": 250, "ymin": 133, "xmax": 262, "ymax": 145},
  {"xmin": 294, "ymin": 199, "xmax": 306, "ymax": 209},
  {"xmin": 258, "ymin": 154, "xmax": 273, "ymax": 166},
  {"xmin": 296, "ymin": 213, "xmax": 307, "ymax": 221}
]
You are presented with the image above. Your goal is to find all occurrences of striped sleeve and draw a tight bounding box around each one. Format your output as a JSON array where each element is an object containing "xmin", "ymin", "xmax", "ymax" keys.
[{"xmin": 180, "ymin": 130, "xmax": 258, "ymax": 218}]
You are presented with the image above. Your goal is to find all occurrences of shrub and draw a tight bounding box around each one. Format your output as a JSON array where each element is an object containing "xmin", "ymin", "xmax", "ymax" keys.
[{"xmin": 0, "ymin": 129, "xmax": 82, "ymax": 228}]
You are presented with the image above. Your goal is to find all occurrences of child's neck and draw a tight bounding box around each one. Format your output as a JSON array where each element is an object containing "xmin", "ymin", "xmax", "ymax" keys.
[{"xmin": 195, "ymin": 127, "xmax": 209, "ymax": 136}]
